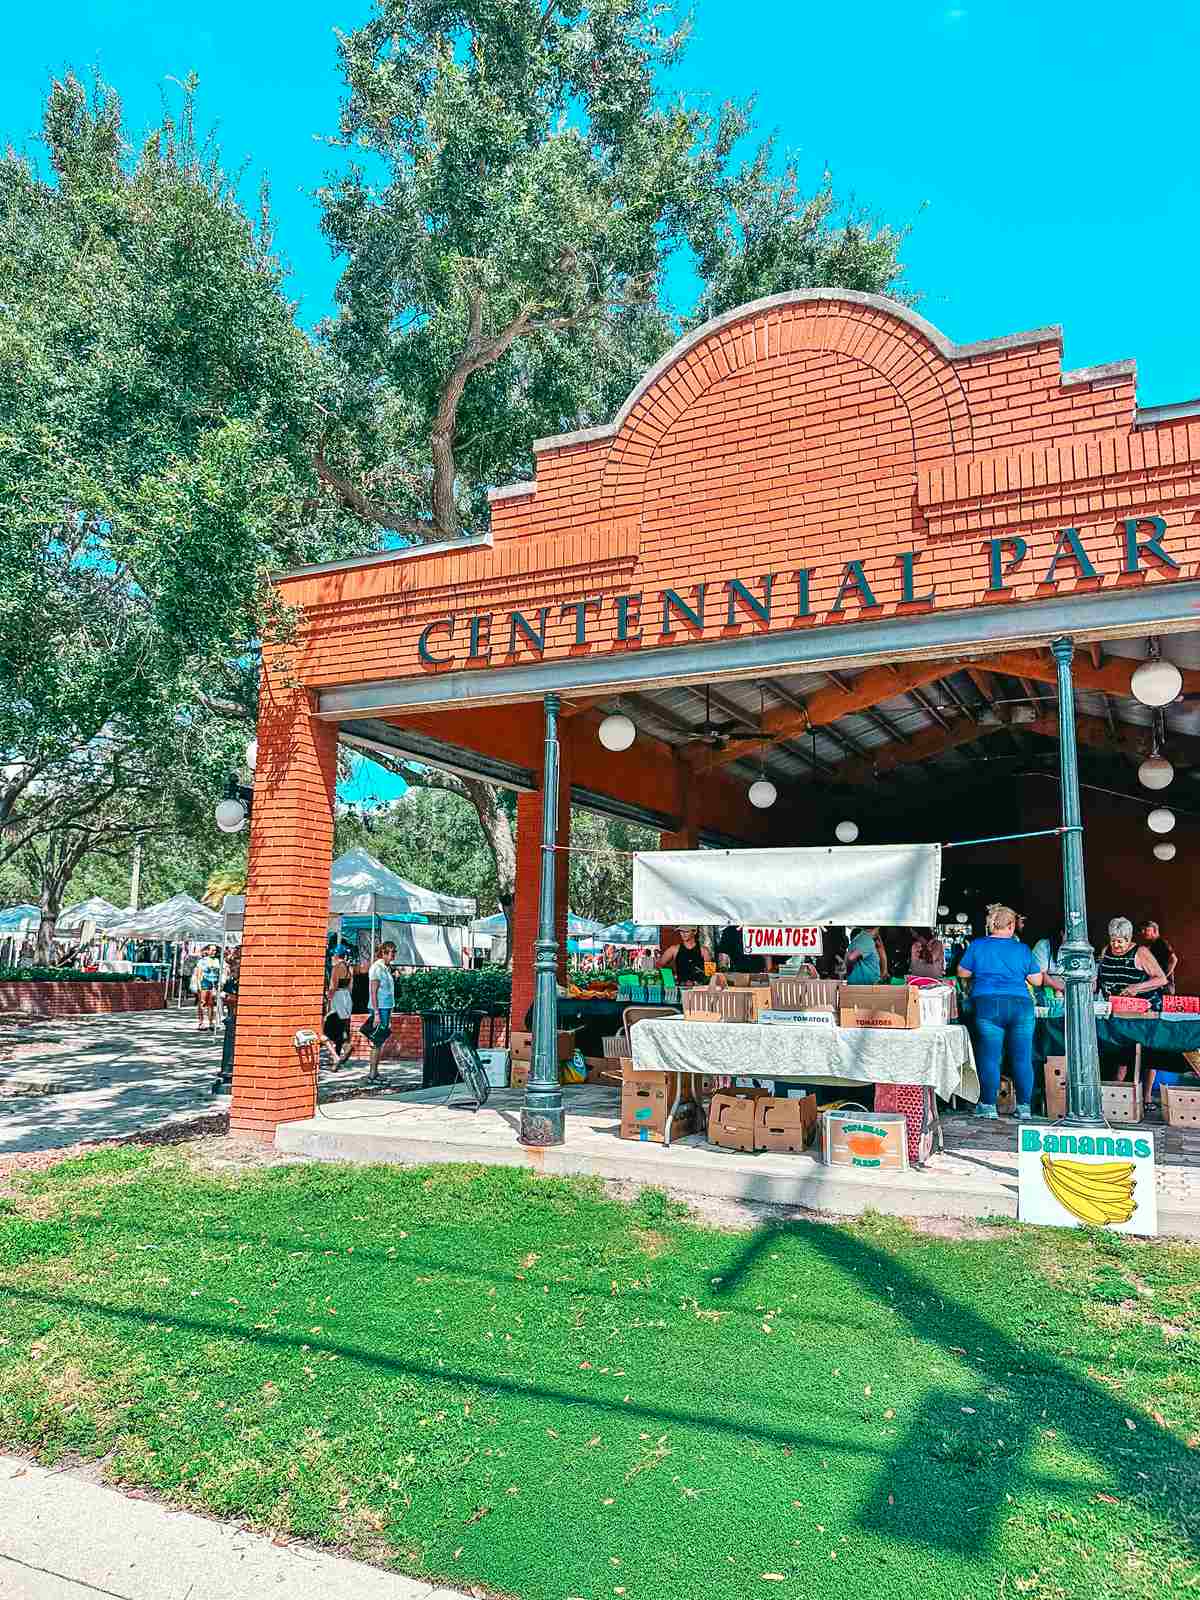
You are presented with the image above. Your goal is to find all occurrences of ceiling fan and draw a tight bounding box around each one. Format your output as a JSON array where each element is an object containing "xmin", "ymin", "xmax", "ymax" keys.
[{"xmin": 692, "ymin": 686, "xmax": 758, "ymax": 747}]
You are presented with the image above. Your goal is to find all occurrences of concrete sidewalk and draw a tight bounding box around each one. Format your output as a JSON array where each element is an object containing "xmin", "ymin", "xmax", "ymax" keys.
[
  {"xmin": 0, "ymin": 1454, "xmax": 462, "ymax": 1599},
  {"xmin": 0, "ymin": 1011, "xmax": 420, "ymax": 1159}
]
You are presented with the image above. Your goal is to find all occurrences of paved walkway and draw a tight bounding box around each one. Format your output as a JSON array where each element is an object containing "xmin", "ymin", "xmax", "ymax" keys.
[
  {"xmin": 0, "ymin": 1011, "xmax": 418, "ymax": 1159},
  {"xmin": 277, "ymin": 1081, "xmax": 1200, "ymax": 1236},
  {"xmin": 0, "ymin": 1453, "xmax": 459, "ymax": 1599}
]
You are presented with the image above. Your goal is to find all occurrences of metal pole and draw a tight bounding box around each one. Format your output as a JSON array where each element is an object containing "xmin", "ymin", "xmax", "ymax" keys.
[
  {"xmin": 128, "ymin": 840, "xmax": 142, "ymax": 913},
  {"xmin": 1051, "ymin": 636, "xmax": 1104, "ymax": 1124},
  {"xmin": 521, "ymin": 692, "xmax": 566, "ymax": 1147}
]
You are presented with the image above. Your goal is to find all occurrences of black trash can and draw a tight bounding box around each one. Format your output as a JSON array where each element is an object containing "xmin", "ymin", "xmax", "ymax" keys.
[{"xmin": 420, "ymin": 1010, "xmax": 483, "ymax": 1089}]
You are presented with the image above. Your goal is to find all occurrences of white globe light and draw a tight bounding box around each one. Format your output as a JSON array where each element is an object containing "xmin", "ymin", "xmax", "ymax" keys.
[
  {"xmin": 215, "ymin": 798, "xmax": 247, "ymax": 834},
  {"xmin": 937, "ymin": 904, "xmax": 949, "ymax": 917},
  {"xmin": 1138, "ymin": 755, "xmax": 1174, "ymax": 790},
  {"xmin": 835, "ymin": 820, "xmax": 859, "ymax": 844},
  {"xmin": 1148, "ymin": 807, "xmax": 1176, "ymax": 834},
  {"xmin": 956, "ymin": 912, "xmax": 969, "ymax": 924},
  {"xmin": 1131, "ymin": 658, "xmax": 1182, "ymax": 707},
  {"xmin": 598, "ymin": 713, "xmax": 636, "ymax": 752},
  {"xmin": 1153, "ymin": 841, "xmax": 1177, "ymax": 861},
  {"xmin": 748, "ymin": 778, "xmax": 777, "ymax": 809},
  {"xmin": 245, "ymin": 738, "xmax": 258, "ymax": 771}
]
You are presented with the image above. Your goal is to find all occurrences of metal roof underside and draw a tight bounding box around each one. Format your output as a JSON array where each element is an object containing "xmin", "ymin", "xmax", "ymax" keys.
[{"xmin": 584, "ymin": 635, "xmax": 1200, "ymax": 795}]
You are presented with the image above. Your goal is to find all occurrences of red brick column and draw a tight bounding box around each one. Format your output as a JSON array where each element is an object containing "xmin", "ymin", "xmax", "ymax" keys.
[
  {"xmin": 231, "ymin": 666, "xmax": 338, "ymax": 1138},
  {"xmin": 510, "ymin": 723, "xmax": 572, "ymax": 1032}
]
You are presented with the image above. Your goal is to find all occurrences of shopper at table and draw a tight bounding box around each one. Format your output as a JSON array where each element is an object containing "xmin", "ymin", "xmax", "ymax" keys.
[
  {"xmin": 957, "ymin": 905, "xmax": 1045, "ymax": 1120},
  {"xmin": 908, "ymin": 928, "xmax": 946, "ymax": 978},
  {"xmin": 1097, "ymin": 918, "xmax": 1167, "ymax": 1002},
  {"xmin": 1030, "ymin": 927, "xmax": 1067, "ymax": 996},
  {"xmin": 716, "ymin": 924, "xmax": 767, "ymax": 975},
  {"xmin": 1138, "ymin": 919, "xmax": 1178, "ymax": 993},
  {"xmin": 845, "ymin": 926, "xmax": 884, "ymax": 985},
  {"xmin": 658, "ymin": 926, "xmax": 708, "ymax": 985}
]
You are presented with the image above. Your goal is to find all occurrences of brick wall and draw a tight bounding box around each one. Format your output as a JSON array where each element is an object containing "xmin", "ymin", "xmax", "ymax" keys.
[
  {"xmin": 231, "ymin": 661, "xmax": 338, "ymax": 1137},
  {"xmin": 275, "ymin": 293, "xmax": 1200, "ymax": 695},
  {"xmin": 0, "ymin": 981, "xmax": 166, "ymax": 1017}
]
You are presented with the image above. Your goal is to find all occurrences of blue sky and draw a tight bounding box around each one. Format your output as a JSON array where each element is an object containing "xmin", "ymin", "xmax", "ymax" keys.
[
  {"xmin": 7, "ymin": 0, "xmax": 1198, "ymax": 405},
  {"xmin": 7, "ymin": 2, "xmax": 1197, "ymax": 805}
]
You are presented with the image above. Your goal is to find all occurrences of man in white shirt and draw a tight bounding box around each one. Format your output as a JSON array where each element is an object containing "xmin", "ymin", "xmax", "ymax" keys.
[{"xmin": 366, "ymin": 940, "xmax": 397, "ymax": 1082}]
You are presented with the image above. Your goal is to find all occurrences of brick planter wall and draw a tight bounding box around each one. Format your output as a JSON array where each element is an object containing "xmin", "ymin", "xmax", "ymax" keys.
[
  {"xmin": 0, "ymin": 981, "xmax": 166, "ymax": 1017},
  {"xmin": 343, "ymin": 1011, "xmax": 510, "ymax": 1063}
]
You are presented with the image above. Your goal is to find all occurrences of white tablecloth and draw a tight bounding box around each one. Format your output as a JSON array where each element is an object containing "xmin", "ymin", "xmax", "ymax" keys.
[{"xmin": 629, "ymin": 1018, "xmax": 979, "ymax": 1104}]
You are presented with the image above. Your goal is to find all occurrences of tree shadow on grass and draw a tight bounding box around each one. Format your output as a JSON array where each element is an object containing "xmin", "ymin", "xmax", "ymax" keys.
[{"xmin": 714, "ymin": 1219, "xmax": 1200, "ymax": 1559}]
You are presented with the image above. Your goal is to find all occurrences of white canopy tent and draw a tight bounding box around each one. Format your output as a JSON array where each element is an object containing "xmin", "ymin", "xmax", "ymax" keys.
[
  {"xmin": 106, "ymin": 893, "xmax": 224, "ymax": 943},
  {"xmin": 56, "ymin": 897, "xmax": 124, "ymax": 934},
  {"xmin": 330, "ymin": 848, "xmax": 475, "ymax": 920},
  {"xmin": 632, "ymin": 845, "xmax": 942, "ymax": 930},
  {"xmin": 222, "ymin": 850, "xmax": 476, "ymax": 970}
]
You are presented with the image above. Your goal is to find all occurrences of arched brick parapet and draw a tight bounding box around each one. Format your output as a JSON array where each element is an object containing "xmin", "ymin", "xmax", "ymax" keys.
[{"xmin": 597, "ymin": 292, "xmax": 974, "ymax": 535}]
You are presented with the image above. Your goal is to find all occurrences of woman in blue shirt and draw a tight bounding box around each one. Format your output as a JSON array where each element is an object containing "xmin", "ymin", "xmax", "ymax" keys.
[{"xmin": 957, "ymin": 905, "xmax": 1045, "ymax": 1119}]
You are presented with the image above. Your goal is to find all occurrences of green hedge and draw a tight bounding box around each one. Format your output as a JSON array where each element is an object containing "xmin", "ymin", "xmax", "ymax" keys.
[
  {"xmin": 388, "ymin": 966, "xmax": 512, "ymax": 1013},
  {"xmin": 0, "ymin": 967, "xmax": 141, "ymax": 983}
]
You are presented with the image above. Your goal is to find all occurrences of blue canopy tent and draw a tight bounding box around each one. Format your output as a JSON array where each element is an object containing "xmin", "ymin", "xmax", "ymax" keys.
[{"xmin": 596, "ymin": 920, "xmax": 661, "ymax": 947}]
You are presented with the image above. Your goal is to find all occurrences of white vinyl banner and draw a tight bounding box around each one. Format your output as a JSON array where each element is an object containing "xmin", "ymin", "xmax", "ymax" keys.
[{"xmin": 633, "ymin": 844, "xmax": 942, "ymax": 929}]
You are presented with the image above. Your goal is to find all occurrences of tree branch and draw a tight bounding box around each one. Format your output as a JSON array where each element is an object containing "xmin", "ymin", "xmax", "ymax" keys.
[
  {"xmin": 313, "ymin": 441, "xmax": 436, "ymax": 541},
  {"xmin": 430, "ymin": 301, "xmax": 533, "ymax": 537}
]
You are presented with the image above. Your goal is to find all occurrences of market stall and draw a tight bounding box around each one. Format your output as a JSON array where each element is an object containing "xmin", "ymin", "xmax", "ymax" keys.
[{"xmin": 618, "ymin": 842, "xmax": 972, "ymax": 1160}]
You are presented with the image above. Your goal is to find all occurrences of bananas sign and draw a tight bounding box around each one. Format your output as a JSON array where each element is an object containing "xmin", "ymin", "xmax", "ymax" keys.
[{"xmin": 1018, "ymin": 1128, "xmax": 1157, "ymax": 1236}]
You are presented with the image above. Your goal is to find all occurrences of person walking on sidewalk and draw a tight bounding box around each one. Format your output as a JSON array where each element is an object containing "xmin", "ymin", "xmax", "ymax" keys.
[
  {"xmin": 365, "ymin": 940, "xmax": 397, "ymax": 1083},
  {"xmin": 323, "ymin": 941, "xmax": 355, "ymax": 1068},
  {"xmin": 193, "ymin": 945, "xmax": 222, "ymax": 1033}
]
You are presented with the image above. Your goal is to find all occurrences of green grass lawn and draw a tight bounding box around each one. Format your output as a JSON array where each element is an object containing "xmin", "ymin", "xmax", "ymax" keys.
[{"xmin": 1, "ymin": 1147, "xmax": 1198, "ymax": 1600}]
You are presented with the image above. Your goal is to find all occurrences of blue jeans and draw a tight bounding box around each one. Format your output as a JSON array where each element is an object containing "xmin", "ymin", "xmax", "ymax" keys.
[{"xmin": 971, "ymin": 994, "xmax": 1035, "ymax": 1108}]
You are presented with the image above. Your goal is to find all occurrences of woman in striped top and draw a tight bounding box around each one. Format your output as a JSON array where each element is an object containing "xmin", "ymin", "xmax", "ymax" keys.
[{"xmin": 1096, "ymin": 917, "xmax": 1168, "ymax": 1001}]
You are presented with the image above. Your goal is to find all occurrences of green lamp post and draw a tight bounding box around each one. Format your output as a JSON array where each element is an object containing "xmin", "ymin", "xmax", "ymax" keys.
[
  {"xmin": 1051, "ymin": 635, "xmax": 1103, "ymax": 1124},
  {"xmin": 521, "ymin": 691, "xmax": 566, "ymax": 1147}
]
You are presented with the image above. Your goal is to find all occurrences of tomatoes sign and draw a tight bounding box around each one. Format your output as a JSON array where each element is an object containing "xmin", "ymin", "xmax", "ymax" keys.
[{"xmin": 741, "ymin": 926, "xmax": 824, "ymax": 956}]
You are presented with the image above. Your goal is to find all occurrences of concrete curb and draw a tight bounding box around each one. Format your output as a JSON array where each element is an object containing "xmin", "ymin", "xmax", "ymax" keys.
[{"xmin": 0, "ymin": 1453, "xmax": 464, "ymax": 1599}]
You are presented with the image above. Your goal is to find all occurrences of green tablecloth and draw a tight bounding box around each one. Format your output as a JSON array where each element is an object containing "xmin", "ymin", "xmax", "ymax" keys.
[{"xmin": 1036, "ymin": 1015, "xmax": 1200, "ymax": 1059}]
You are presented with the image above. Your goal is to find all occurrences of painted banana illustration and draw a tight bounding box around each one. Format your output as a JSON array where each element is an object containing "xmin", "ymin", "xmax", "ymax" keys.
[{"xmin": 1041, "ymin": 1155, "xmax": 1137, "ymax": 1225}]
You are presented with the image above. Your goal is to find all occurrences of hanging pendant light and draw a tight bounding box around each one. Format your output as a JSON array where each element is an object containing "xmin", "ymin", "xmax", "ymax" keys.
[
  {"xmin": 598, "ymin": 713, "xmax": 636, "ymax": 751},
  {"xmin": 1131, "ymin": 639, "xmax": 1182, "ymax": 707},
  {"xmin": 937, "ymin": 904, "xmax": 949, "ymax": 917},
  {"xmin": 1138, "ymin": 755, "xmax": 1174, "ymax": 790},
  {"xmin": 835, "ymin": 820, "xmax": 859, "ymax": 844},
  {"xmin": 1147, "ymin": 807, "xmax": 1176, "ymax": 834},
  {"xmin": 747, "ymin": 688, "xmax": 777, "ymax": 808},
  {"xmin": 955, "ymin": 912, "xmax": 969, "ymax": 924},
  {"xmin": 1153, "ymin": 841, "xmax": 1177, "ymax": 861}
]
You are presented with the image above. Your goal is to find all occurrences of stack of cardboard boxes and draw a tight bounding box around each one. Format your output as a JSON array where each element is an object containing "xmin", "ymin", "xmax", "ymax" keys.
[{"xmin": 508, "ymin": 1029, "xmax": 576, "ymax": 1090}]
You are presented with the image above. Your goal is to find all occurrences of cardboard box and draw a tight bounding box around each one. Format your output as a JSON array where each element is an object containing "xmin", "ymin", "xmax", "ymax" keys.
[
  {"xmin": 1103, "ymin": 1082, "xmax": 1144, "ymax": 1124},
  {"xmin": 821, "ymin": 1109, "xmax": 909, "ymax": 1170},
  {"xmin": 755, "ymin": 1092, "xmax": 817, "ymax": 1152},
  {"xmin": 620, "ymin": 1075, "xmax": 696, "ymax": 1143},
  {"xmin": 509, "ymin": 1029, "xmax": 575, "ymax": 1063},
  {"xmin": 707, "ymin": 1090, "xmax": 762, "ymax": 1152},
  {"xmin": 1044, "ymin": 1055, "xmax": 1067, "ymax": 1119},
  {"xmin": 510, "ymin": 1059, "xmax": 530, "ymax": 1089},
  {"xmin": 1045, "ymin": 1057, "xmax": 1144, "ymax": 1122},
  {"xmin": 1163, "ymin": 1084, "xmax": 1200, "ymax": 1128},
  {"xmin": 758, "ymin": 1008, "xmax": 836, "ymax": 1026},
  {"xmin": 770, "ymin": 977, "xmax": 842, "ymax": 1012},
  {"xmin": 839, "ymin": 985, "xmax": 923, "ymax": 1030},
  {"xmin": 582, "ymin": 1056, "xmax": 619, "ymax": 1085}
]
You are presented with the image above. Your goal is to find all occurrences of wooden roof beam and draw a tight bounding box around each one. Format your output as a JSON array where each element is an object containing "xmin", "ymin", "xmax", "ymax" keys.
[{"xmin": 694, "ymin": 659, "xmax": 963, "ymax": 770}]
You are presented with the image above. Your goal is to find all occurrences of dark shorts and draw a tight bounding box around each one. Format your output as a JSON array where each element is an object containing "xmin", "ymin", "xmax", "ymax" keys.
[
  {"xmin": 323, "ymin": 1012, "xmax": 349, "ymax": 1048},
  {"xmin": 364, "ymin": 1009, "xmax": 392, "ymax": 1046}
]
